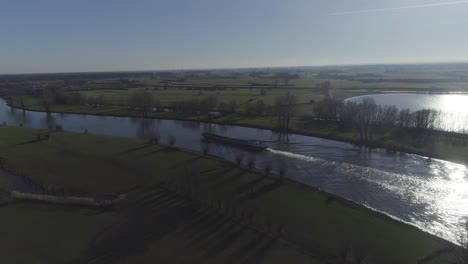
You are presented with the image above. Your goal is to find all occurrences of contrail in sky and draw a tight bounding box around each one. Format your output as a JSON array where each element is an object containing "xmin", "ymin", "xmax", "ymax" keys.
[{"xmin": 330, "ymin": 0, "xmax": 468, "ymax": 15}]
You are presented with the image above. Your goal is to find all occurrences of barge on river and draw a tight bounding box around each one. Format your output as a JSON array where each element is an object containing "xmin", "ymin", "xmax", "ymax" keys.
[{"xmin": 202, "ymin": 132, "xmax": 268, "ymax": 151}]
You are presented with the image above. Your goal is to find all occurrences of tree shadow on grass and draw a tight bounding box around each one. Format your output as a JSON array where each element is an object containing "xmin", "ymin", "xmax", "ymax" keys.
[
  {"xmin": 204, "ymin": 166, "xmax": 236, "ymax": 181},
  {"xmin": 68, "ymin": 190, "xmax": 198, "ymax": 264},
  {"xmin": 234, "ymin": 176, "xmax": 265, "ymax": 194},
  {"xmin": 229, "ymin": 233, "xmax": 277, "ymax": 264},
  {"xmin": 168, "ymin": 155, "xmax": 204, "ymax": 168},
  {"xmin": 118, "ymin": 144, "xmax": 154, "ymax": 155},
  {"xmin": 172, "ymin": 209, "xmax": 219, "ymax": 237},
  {"xmin": 137, "ymin": 146, "xmax": 182, "ymax": 157},
  {"xmin": 242, "ymin": 237, "xmax": 278, "ymax": 264},
  {"xmin": 202, "ymin": 223, "xmax": 249, "ymax": 258},
  {"xmin": 69, "ymin": 185, "xmax": 283, "ymax": 264},
  {"xmin": 245, "ymin": 180, "xmax": 283, "ymax": 200},
  {"xmin": 16, "ymin": 139, "xmax": 42, "ymax": 145},
  {"xmin": 196, "ymin": 220, "xmax": 242, "ymax": 250},
  {"xmin": 214, "ymin": 170, "xmax": 247, "ymax": 186},
  {"xmin": 184, "ymin": 213, "xmax": 231, "ymax": 243},
  {"xmin": 227, "ymin": 233, "xmax": 266, "ymax": 263},
  {"xmin": 135, "ymin": 146, "xmax": 184, "ymax": 157}
]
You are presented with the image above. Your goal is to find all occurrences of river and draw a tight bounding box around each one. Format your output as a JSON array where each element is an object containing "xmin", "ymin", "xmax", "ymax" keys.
[{"xmin": 1, "ymin": 98, "xmax": 467, "ymax": 243}]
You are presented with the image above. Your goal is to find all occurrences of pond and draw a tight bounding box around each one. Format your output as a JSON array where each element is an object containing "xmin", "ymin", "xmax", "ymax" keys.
[{"xmin": 1, "ymin": 98, "xmax": 467, "ymax": 243}]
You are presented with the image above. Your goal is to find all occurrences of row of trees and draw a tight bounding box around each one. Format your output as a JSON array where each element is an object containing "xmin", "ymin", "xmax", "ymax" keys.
[
  {"xmin": 30, "ymin": 88, "xmax": 300, "ymax": 127},
  {"xmin": 37, "ymin": 87, "xmax": 465, "ymax": 138},
  {"xmin": 171, "ymin": 94, "xmax": 218, "ymax": 114},
  {"xmin": 78, "ymin": 90, "xmax": 298, "ymax": 132},
  {"xmin": 313, "ymin": 97, "xmax": 464, "ymax": 144}
]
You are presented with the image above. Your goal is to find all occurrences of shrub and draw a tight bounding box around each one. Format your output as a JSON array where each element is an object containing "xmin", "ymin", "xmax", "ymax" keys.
[
  {"xmin": 247, "ymin": 156, "xmax": 256, "ymax": 169},
  {"xmin": 168, "ymin": 135, "xmax": 176, "ymax": 146},
  {"xmin": 264, "ymin": 162, "xmax": 272, "ymax": 176},
  {"xmin": 235, "ymin": 153, "xmax": 243, "ymax": 166},
  {"xmin": 202, "ymin": 142, "xmax": 210, "ymax": 155}
]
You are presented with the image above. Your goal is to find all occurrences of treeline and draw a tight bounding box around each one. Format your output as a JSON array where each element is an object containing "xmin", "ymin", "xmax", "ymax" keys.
[
  {"xmin": 313, "ymin": 97, "xmax": 468, "ymax": 144},
  {"xmin": 0, "ymin": 71, "xmax": 156, "ymax": 82},
  {"xmin": 8, "ymin": 87, "xmax": 300, "ymax": 133},
  {"xmin": 171, "ymin": 95, "xmax": 219, "ymax": 114}
]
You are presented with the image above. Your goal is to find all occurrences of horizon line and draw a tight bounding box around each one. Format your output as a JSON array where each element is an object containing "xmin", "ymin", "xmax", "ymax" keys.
[{"xmin": 2, "ymin": 60, "xmax": 468, "ymax": 76}]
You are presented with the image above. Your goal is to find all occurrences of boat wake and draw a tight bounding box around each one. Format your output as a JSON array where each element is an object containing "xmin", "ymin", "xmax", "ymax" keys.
[{"xmin": 267, "ymin": 148, "xmax": 323, "ymax": 162}]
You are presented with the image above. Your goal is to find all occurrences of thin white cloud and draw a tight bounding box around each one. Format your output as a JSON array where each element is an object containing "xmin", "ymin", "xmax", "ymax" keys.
[{"xmin": 331, "ymin": 0, "xmax": 468, "ymax": 15}]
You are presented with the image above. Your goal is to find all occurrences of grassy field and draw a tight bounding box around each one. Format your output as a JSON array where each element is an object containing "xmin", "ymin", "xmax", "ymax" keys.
[
  {"xmin": 0, "ymin": 204, "xmax": 121, "ymax": 264},
  {"xmin": 77, "ymin": 87, "xmax": 326, "ymax": 110},
  {"xmin": 64, "ymin": 65, "xmax": 468, "ymax": 91},
  {"xmin": 0, "ymin": 126, "xmax": 454, "ymax": 263}
]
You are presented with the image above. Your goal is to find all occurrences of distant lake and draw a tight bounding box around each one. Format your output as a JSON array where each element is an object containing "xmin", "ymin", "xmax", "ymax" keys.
[{"xmin": 347, "ymin": 94, "xmax": 468, "ymax": 132}]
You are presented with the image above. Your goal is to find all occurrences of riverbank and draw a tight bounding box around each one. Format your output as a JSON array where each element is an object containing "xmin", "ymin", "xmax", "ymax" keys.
[
  {"xmin": 0, "ymin": 126, "xmax": 454, "ymax": 263},
  {"xmin": 7, "ymin": 99, "xmax": 468, "ymax": 165}
]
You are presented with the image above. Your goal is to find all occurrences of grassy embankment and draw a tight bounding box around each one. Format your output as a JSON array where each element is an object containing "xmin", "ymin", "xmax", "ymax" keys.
[
  {"xmin": 9, "ymin": 92, "xmax": 468, "ymax": 165},
  {"xmin": 0, "ymin": 126, "xmax": 453, "ymax": 263}
]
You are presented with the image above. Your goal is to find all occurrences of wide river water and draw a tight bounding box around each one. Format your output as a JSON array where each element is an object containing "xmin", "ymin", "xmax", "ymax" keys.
[{"xmin": 1, "ymin": 97, "xmax": 467, "ymax": 243}]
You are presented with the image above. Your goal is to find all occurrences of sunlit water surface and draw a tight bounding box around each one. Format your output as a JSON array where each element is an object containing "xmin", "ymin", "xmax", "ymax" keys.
[{"xmin": 0, "ymin": 98, "xmax": 467, "ymax": 243}]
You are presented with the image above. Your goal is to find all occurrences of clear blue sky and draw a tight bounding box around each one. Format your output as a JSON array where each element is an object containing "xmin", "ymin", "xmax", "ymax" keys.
[{"xmin": 1, "ymin": 0, "xmax": 468, "ymax": 74}]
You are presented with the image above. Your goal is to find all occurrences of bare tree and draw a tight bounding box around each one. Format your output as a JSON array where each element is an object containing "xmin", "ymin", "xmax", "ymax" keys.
[
  {"xmin": 255, "ymin": 100, "xmax": 265, "ymax": 115},
  {"xmin": 245, "ymin": 101, "xmax": 255, "ymax": 116},
  {"xmin": 235, "ymin": 153, "xmax": 243, "ymax": 166},
  {"xmin": 276, "ymin": 72, "xmax": 298, "ymax": 86},
  {"xmin": 41, "ymin": 90, "xmax": 53, "ymax": 114},
  {"xmin": 320, "ymin": 80, "xmax": 333, "ymax": 99},
  {"xmin": 273, "ymin": 93, "xmax": 298, "ymax": 133},
  {"xmin": 398, "ymin": 108, "xmax": 413, "ymax": 128},
  {"xmin": 168, "ymin": 135, "xmax": 176, "ymax": 147},
  {"xmin": 247, "ymin": 155, "xmax": 256, "ymax": 170},
  {"xmin": 151, "ymin": 131, "xmax": 160, "ymax": 144},
  {"xmin": 264, "ymin": 162, "xmax": 272, "ymax": 176},
  {"xmin": 201, "ymin": 142, "xmax": 210, "ymax": 155},
  {"xmin": 228, "ymin": 99, "xmax": 238, "ymax": 113},
  {"xmin": 129, "ymin": 90, "xmax": 154, "ymax": 119},
  {"xmin": 15, "ymin": 95, "xmax": 26, "ymax": 110},
  {"xmin": 199, "ymin": 95, "xmax": 218, "ymax": 113},
  {"xmin": 313, "ymin": 98, "xmax": 342, "ymax": 121},
  {"xmin": 343, "ymin": 97, "xmax": 378, "ymax": 144},
  {"xmin": 278, "ymin": 158, "xmax": 288, "ymax": 181},
  {"xmin": 413, "ymin": 109, "xmax": 439, "ymax": 130}
]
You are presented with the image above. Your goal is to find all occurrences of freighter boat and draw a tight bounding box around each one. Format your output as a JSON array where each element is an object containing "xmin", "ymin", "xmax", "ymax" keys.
[{"xmin": 202, "ymin": 132, "xmax": 268, "ymax": 151}]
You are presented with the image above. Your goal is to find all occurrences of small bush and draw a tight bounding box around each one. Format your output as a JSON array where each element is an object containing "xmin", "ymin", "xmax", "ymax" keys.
[
  {"xmin": 168, "ymin": 135, "xmax": 176, "ymax": 146},
  {"xmin": 278, "ymin": 161, "xmax": 288, "ymax": 180},
  {"xmin": 202, "ymin": 142, "xmax": 210, "ymax": 155},
  {"xmin": 264, "ymin": 162, "xmax": 272, "ymax": 176},
  {"xmin": 153, "ymin": 133, "xmax": 160, "ymax": 144},
  {"xmin": 247, "ymin": 156, "xmax": 256, "ymax": 169},
  {"xmin": 235, "ymin": 154, "xmax": 243, "ymax": 166}
]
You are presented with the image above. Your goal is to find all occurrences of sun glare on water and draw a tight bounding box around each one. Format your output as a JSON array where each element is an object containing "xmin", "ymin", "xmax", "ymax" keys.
[{"xmin": 438, "ymin": 95, "xmax": 468, "ymax": 114}]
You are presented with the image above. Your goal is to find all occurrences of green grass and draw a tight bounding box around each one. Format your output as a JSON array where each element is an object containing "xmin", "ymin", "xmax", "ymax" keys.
[
  {"xmin": 0, "ymin": 126, "xmax": 452, "ymax": 263},
  {"xmin": 76, "ymin": 87, "xmax": 326, "ymax": 109},
  {"xmin": 0, "ymin": 204, "xmax": 120, "ymax": 264},
  {"xmin": 121, "ymin": 71, "xmax": 468, "ymax": 90}
]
